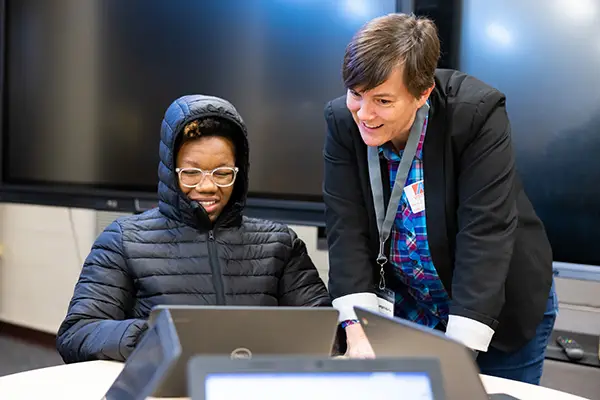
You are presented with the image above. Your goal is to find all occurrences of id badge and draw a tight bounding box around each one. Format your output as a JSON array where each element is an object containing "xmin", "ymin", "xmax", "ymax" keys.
[
  {"xmin": 375, "ymin": 288, "xmax": 395, "ymax": 317},
  {"xmin": 404, "ymin": 180, "xmax": 425, "ymax": 214}
]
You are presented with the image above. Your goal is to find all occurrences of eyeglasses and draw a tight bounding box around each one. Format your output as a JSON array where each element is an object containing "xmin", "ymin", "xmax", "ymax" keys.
[{"xmin": 175, "ymin": 167, "xmax": 239, "ymax": 188}]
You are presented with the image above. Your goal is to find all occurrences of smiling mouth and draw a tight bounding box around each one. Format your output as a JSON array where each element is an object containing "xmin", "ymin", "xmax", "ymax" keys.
[
  {"xmin": 362, "ymin": 122, "xmax": 384, "ymax": 129},
  {"xmin": 193, "ymin": 199, "xmax": 219, "ymax": 208}
]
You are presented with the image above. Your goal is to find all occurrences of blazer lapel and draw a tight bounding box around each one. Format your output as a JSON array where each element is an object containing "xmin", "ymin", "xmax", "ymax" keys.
[{"xmin": 423, "ymin": 91, "xmax": 454, "ymax": 296}]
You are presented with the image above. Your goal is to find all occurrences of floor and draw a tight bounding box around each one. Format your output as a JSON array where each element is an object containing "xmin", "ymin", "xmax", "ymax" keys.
[
  {"xmin": 0, "ymin": 335, "xmax": 63, "ymax": 377},
  {"xmin": 0, "ymin": 335, "xmax": 598, "ymax": 399}
]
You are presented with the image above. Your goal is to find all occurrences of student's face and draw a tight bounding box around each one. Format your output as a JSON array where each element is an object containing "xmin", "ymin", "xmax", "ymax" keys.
[
  {"xmin": 346, "ymin": 66, "xmax": 432, "ymax": 149},
  {"xmin": 176, "ymin": 136, "xmax": 236, "ymax": 222}
]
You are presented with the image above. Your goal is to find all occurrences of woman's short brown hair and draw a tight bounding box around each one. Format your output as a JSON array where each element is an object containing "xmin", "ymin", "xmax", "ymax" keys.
[{"xmin": 342, "ymin": 13, "xmax": 440, "ymax": 99}]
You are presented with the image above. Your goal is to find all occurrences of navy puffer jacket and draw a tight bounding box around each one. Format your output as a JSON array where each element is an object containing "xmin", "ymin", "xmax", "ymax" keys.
[{"xmin": 56, "ymin": 95, "xmax": 331, "ymax": 363}]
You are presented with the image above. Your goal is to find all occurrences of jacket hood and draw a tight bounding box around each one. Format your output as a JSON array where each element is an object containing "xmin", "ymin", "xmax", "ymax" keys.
[{"xmin": 157, "ymin": 95, "xmax": 249, "ymax": 230}]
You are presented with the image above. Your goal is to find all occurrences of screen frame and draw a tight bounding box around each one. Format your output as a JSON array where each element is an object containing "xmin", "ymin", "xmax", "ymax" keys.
[
  {"xmin": 0, "ymin": 0, "xmax": 403, "ymax": 224},
  {"xmin": 0, "ymin": 0, "xmax": 5, "ymax": 190}
]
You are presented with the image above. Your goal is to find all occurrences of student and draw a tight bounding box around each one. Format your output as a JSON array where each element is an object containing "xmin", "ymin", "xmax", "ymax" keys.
[
  {"xmin": 57, "ymin": 94, "xmax": 331, "ymax": 363},
  {"xmin": 323, "ymin": 13, "xmax": 556, "ymax": 384}
]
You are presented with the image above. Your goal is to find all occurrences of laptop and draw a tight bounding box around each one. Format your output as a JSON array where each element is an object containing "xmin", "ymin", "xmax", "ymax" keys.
[
  {"xmin": 187, "ymin": 355, "xmax": 447, "ymax": 400},
  {"xmin": 146, "ymin": 305, "xmax": 340, "ymax": 397},
  {"xmin": 103, "ymin": 309, "xmax": 182, "ymax": 400},
  {"xmin": 354, "ymin": 306, "xmax": 489, "ymax": 400}
]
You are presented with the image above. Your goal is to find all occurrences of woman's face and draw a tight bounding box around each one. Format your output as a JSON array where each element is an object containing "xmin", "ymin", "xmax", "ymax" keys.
[{"xmin": 176, "ymin": 136, "xmax": 236, "ymax": 222}]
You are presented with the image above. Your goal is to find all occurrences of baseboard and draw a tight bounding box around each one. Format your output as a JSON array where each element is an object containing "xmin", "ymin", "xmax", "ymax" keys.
[{"xmin": 0, "ymin": 321, "xmax": 57, "ymax": 350}]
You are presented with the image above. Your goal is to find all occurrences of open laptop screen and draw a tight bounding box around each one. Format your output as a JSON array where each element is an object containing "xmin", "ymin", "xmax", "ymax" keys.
[
  {"xmin": 205, "ymin": 371, "xmax": 435, "ymax": 400},
  {"xmin": 105, "ymin": 328, "xmax": 165, "ymax": 399},
  {"xmin": 104, "ymin": 310, "xmax": 181, "ymax": 400}
]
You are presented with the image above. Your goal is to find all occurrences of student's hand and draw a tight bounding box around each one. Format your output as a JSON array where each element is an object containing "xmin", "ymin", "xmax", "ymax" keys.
[{"xmin": 344, "ymin": 324, "xmax": 376, "ymax": 359}]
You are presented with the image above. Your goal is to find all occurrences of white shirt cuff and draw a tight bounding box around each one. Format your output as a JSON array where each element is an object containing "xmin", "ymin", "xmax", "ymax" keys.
[
  {"xmin": 331, "ymin": 293, "xmax": 379, "ymax": 322},
  {"xmin": 445, "ymin": 315, "xmax": 495, "ymax": 352}
]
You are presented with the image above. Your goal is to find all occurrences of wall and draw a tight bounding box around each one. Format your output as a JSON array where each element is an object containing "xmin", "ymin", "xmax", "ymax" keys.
[
  {"xmin": 0, "ymin": 204, "xmax": 96, "ymax": 333},
  {"xmin": 0, "ymin": 203, "xmax": 598, "ymax": 336}
]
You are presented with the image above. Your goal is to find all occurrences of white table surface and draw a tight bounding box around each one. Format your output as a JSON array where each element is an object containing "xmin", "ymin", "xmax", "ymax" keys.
[{"xmin": 0, "ymin": 360, "xmax": 590, "ymax": 400}]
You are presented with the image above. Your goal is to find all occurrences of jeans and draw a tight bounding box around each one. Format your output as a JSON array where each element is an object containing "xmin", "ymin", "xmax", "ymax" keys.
[{"xmin": 476, "ymin": 280, "xmax": 558, "ymax": 385}]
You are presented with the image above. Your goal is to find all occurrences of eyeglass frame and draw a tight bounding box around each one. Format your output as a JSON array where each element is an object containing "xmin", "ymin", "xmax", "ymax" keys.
[{"xmin": 175, "ymin": 166, "xmax": 239, "ymax": 188}]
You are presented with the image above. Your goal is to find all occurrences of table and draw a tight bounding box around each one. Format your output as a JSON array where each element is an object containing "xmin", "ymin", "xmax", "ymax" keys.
[{"xmin": 0, "ymin": 360, "xmax": 590, "ymax": 400}]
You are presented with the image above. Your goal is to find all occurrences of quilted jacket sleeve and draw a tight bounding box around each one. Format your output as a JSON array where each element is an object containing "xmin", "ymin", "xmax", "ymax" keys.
[
  {"xmin": 56, "ymin": 220, "xmax": 147, "ymax": 363},
  {"xmin": 278, "ymin": 228, "xmax": 331, "ymax": 307}
]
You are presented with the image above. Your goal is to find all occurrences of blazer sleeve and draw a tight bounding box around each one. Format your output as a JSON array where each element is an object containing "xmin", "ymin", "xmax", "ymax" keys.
[
  {"xmin": 323, "ymin": 101, "xmax": 379, "ymax": 322},
  {"xmin": 446, "ymin": 90, "xmax": 518, "ymax": 352},
  {"xmin": 56, "ymin": 220, "xmax": 147, "ymax": 363}
]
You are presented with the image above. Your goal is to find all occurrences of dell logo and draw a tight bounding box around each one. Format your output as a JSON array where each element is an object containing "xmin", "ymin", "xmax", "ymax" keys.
[{"xmin": 230, "ymin": 347, "xmax": 252, "ymax": 359}]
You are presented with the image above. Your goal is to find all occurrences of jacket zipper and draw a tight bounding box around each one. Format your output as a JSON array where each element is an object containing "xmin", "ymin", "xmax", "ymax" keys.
[{"xmin": 207, "ymin": 230, "xmax": 226, "ymax": 305}]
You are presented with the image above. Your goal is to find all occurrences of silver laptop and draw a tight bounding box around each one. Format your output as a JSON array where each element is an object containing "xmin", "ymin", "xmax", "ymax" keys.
[
  {"xmin": 354, "ymin": 306, "xmax": 489, "ymax": 400},
  {"xmin": 104, "ymin": 309, "xmax": 182, "ymax": 400},
  {"xmin": 146, "ymin": 305, "xmax": 340, "ymax": 397},
  {"xmin": 187, "ymin": 355, "xmax": 447, "ymax": 400}
]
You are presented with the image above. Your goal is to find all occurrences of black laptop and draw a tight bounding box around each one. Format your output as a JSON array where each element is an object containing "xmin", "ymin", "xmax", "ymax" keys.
[{"xmin": 142, "ymin": 305, "xmax": 339, "ymax": 397}]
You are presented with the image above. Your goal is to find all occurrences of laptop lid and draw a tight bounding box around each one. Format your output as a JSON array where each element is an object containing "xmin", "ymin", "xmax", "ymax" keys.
[
  {"xmin": 187, "ymin": 356, "xmax": 446, "ymax": 400},
  {"xmin": 103, "ymin": 309, "xmax": 181, "ymax": 400},
  {"xmin": 147, "ymin": 305, "xmax": 340, "ymax": 398},
  {"xmin": 354, "ymin": 306, "xmax": 489, "ymax": 400}
]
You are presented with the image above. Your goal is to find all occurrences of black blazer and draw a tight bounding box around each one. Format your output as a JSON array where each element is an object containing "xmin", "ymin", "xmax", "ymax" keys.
[{"xmin": 323, "ymin": 69, "xmax": 553, "ymax": 352}]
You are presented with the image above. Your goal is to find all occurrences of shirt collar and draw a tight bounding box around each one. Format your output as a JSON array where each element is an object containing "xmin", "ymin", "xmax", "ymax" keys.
[{"xmin": 379, "ymin": 142, "xmax": 403, "ymax": 162}]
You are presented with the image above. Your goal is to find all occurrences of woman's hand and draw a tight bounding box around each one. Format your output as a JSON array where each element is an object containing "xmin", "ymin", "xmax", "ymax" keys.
[{"xmin": 344, "ymin": 323, "xmax": 376, "ymax": 358}]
